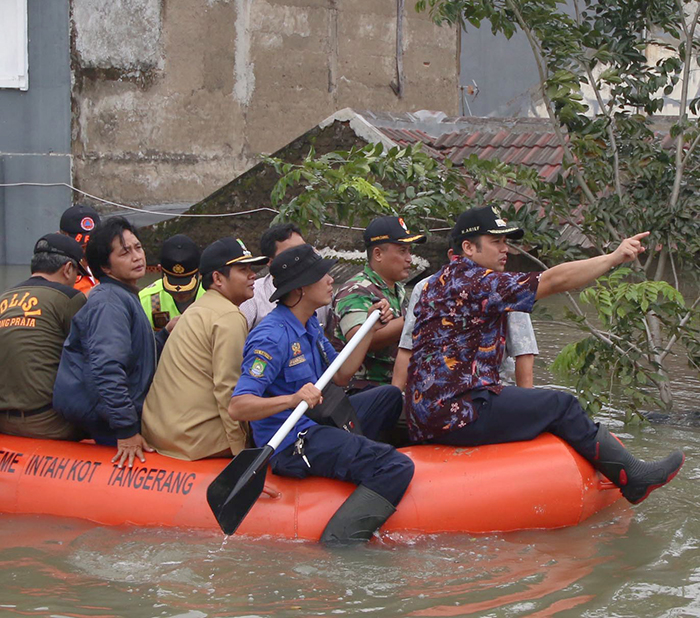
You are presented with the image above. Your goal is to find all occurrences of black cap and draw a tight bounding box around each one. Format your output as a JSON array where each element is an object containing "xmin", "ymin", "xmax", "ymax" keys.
[
  {"xmin": 199, "ymin": 237, "xmax": 268, "ymax": 276},
  {"xmin": 34, "ymin": 233, "xmax": 89, "ymax": 276},
  {"xmin": 451, "ymin": 205, "xmax": 524, "ymax": 242},
  {"xmin": 363, "ymin": 216, "xmax": 426, "ymax": 248},
  {"xmin": 160, "ymin": 235, "xmax": 202, "ymax": 293},
  {"xmin": 269, "ymin": 244, "xmax": 337, "ymax": 302},
  {"xmin": 59, "ymin": 205, "xmax": 100, "ymax": 242}
]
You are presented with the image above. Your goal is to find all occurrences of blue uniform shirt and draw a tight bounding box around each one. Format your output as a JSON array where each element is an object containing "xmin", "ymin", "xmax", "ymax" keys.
[{"xmin": 233, "ymin": 304, "xmax": 339, "ymax": 454}]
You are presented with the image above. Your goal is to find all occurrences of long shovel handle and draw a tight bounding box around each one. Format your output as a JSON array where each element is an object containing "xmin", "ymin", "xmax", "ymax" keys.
[{"xmin": 267, "ymin": 309, "xmax": 381, "ymax": 450}]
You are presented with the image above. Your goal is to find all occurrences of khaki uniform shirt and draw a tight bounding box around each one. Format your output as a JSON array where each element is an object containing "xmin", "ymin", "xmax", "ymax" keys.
[
  {"xmin": 0, "ymin": 276, "xmax": 86, "ymax": 411},
  {"xmin": 141, "ymin": 289, "xmax": 248, "ymax": 460}
]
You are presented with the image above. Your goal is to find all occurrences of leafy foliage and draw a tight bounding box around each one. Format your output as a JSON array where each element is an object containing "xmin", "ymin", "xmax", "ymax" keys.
[
  {"xmin": 551, "ymin": 269, "xmax": 693, "ymax": 420},
  {"xmin": 416, "ymin": 0, "xmax": 700, "ymax": 414},
  {"xmin": 264, "ymin": 143, "xmax": 471, "ymax": 234}
]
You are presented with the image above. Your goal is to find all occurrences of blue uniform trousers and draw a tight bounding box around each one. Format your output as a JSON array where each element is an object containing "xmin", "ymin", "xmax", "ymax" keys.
[
  {"xmin": 429, "ymin": 386, "xmax": 599, "ymax": 461},
  {"xmin": 271, "ymin": 385, "xmax": 414, "ymax": 506}
]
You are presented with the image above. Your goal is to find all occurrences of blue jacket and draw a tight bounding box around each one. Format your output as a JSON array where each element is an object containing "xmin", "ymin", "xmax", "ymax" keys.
[{"xmin": 53, "ymin": 278, "xmax": 156, "ymax": 441}]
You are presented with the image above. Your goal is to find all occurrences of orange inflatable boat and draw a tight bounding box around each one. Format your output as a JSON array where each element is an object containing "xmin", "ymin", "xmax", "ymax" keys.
[{"xmin": 0, "ymin": 433, "xmax": 621, "ymax": 540}]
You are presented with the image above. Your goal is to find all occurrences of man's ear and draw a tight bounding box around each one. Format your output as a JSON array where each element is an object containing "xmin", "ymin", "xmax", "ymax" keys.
[
  {"xmin": 63, "ymin": 260, "xmax": 77, "ymax": 285},
  {"xmin": 461, "ymin": 239, "xmax": 474, "ymax": 258}
]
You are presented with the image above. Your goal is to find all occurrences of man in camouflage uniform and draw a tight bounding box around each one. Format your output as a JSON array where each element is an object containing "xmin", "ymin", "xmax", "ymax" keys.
[{"xmin": 327, "ymin": 216, "xmax": 425, "ymax": 392}]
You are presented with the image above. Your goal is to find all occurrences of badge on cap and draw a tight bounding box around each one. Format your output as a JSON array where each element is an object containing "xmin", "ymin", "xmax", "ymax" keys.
[
  {"xmin": 173, "ymin": 264, "xmax": 185, "ymax": 274},
  {"xmin": 81, "ymin": 217, "xmax": 95, "ymax": 231},
  {"xmin": 237, "ymin": 239, "xmax": 252, "ymax": 257},
  {"xmin": 398, "ymin": 217, "xmax": 409, "ymax": 233},
  {"xmin": 492, "ymin": 206, "xmax": 507, "ymax": 227}
]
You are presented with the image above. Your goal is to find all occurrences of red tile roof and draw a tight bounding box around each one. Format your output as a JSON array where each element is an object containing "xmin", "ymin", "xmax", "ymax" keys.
[{"xmin": 357, "ymin": 111, "xmax": 563, "ymax": 208}]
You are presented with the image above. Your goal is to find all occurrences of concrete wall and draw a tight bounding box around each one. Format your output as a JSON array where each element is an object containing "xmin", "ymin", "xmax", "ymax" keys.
[
  {"xmin": 0, "ymin": 0, "xmax": 72, "ymax": 264},
  {"xmin": 71, "ymin": 0, "xmax": 460, "ymax": 206}
]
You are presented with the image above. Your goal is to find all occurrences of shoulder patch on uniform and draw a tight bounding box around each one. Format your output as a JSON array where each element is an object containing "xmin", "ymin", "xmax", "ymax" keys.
[
  {"xmin": 288, "ymin": 355, "xmax": 306, "ymax": 367},
  {"xmin": 250, "ymin": 358, "xmax": 267, "ymax": 377},
  {"xmin": 254, "ymin": 349, "xmax": 272, "ymax": 361}
]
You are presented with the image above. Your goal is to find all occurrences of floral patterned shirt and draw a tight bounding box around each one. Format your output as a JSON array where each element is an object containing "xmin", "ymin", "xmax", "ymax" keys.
[{"xmin": 405, "ymin": 257, "xmax": 540, "ymax": 442}]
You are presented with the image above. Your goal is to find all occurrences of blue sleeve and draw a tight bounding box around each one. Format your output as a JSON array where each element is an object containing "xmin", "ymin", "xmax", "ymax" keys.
[
  {"xmin": 233, "ymin": 324, "xmax": 286, "ymax": 397},
  {"xmin": 83, "ymin": 297, "xmax": 140, "ymax": 439},
  {"xmin": 155, "ymin": 327, "xmax": 169, "ymax": 359}
]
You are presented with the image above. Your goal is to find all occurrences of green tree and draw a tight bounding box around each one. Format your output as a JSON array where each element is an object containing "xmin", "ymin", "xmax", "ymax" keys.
[
  {"xmin": 264, "ymin": 142, "xmax": 470, "ymax": 234},
  {"xmin": 413, "ymin": 0, "xmax": 700, "ymax": 416}
]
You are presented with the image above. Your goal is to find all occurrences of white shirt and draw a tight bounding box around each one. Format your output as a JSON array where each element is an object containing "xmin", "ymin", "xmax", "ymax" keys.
[{"xmin": 239, "ymin": 274, "xmax": 330, "ymax": 331}]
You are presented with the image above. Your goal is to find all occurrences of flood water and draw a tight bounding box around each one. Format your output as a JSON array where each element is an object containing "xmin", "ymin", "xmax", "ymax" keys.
[{"xmin": 1, "ymin": 264, "xmax": 698, "ymax": 618}]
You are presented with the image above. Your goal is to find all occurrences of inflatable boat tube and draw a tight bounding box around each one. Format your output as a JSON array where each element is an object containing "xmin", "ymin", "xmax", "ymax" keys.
[{"xmin": 0, "ymin": 434, "xmax": 621, "ymax": 540}]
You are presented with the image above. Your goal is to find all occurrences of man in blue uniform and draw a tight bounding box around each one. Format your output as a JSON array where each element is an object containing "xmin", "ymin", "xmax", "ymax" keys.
[{"xmin": 229, "ymin": 244, "xmax": 414, "ymax": 545}]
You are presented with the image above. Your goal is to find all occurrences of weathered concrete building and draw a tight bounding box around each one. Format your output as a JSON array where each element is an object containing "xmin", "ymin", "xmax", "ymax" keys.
[
  {"xmin": 72, "ymin": 0, "xmax": 459, "ymax": 205},
  {"xmin": 0, "ymin": 0, "xmax": 459, "ymax": 263}
]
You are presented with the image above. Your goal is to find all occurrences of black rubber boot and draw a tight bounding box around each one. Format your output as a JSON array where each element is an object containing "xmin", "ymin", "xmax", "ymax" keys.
[
  {"xmin": 591, "ymin": 425, "xmax": 685, "ymax": 504},
  {"xmin": 320, "ymin": 485, "xmax": 396, "ymax": 546}
]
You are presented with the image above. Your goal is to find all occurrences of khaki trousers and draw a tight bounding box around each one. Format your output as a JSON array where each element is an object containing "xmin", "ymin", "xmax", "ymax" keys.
[{"xmin": 0, "ymin": 408, "xmax": 85, "ymax": 441}]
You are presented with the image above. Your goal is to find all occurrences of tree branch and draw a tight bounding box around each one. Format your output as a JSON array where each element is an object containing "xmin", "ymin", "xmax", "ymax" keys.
[{"xmin": 659, "ymin": 294, "xmax": 700, "ymax": 362}]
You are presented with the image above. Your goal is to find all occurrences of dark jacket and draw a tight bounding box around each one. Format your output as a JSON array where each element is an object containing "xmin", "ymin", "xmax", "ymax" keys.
[{"xmin": 53, "ymin": 277, "xmax": 156, "ymax": 441}]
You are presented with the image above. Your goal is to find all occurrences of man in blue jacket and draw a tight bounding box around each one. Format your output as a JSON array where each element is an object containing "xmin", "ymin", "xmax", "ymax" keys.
[{"xmin": 54, "ymin": 217, "xmax": 156, "ymax": 469}]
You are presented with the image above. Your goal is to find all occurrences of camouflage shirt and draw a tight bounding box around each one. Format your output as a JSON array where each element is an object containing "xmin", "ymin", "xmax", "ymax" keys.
[{"xmin": 327, "ymin": 264, "xmax": 407, "ymax": 390}]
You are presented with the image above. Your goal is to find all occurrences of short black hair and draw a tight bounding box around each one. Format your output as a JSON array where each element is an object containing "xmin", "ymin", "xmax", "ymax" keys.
[
  {"xmin": 260, "ymin": 222, "xmax": 302, "ymax": 259},
  {"xmin": 85, "ymin": 216, "xmax": 140, "ymax": 280},
  {"xmin": 30, "ymin": 240, "xmax": 75, "ymax": 275},
  {"xmin": 201, "ymin": 264, "xmax": 232, "ymax": 290}
]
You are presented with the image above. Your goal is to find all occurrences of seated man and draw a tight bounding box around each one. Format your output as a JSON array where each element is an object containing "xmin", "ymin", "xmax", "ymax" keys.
[
  {"xmin": 139, "ymin": 234, "xmax": 205, "ymax": 333},
  {"xmin": 393, "ymin": 241, "xmax": 539, "ymax": 391},
  {"xmin": 53, "ymin": 217, "xmax": 156, "ymax": 468},
  {"xmin": 141, "ymin": 237, "xmax": 268, "ymax": 460},
  {"xmin": 0, "ymin": 234, "xmax": 87, "ymax": 439},
  {"xmin": 59, "ymin": 204, "xmax": 101, "ymax": 296},
  {"xmin": 239, "ymin": 222, "xmax": 330, "ymax": 330},
  {"xmin": 327, "ymin": 216, "xmax": 426, "ymax": 392},
  {"xmin": 406, "ymin": 205, "xmax": 684, "ymax": 504},
  {"xmin": 229, "ymin": 244, "xmax": 414, "ymax": 545}
]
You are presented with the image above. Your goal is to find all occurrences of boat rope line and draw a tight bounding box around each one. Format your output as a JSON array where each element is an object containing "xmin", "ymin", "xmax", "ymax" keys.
[{"xmin": 0, "ymin": 181, "xmax": 451, "ymax": 232}]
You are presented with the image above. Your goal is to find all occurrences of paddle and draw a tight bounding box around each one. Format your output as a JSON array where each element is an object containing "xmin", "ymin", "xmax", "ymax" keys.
[{"xmin": 207, "ymin": 309, "xmax": 382, "ymax": 535}]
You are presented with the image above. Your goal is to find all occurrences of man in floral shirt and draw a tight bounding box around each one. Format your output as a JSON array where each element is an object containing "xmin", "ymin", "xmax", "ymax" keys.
[
  {"xmin": 327, "ymin": 216, "xmax": 425, "ymax": 392},
  {"xmin": 405, "ymin": 204, "xmax": 683, "ymax": 505}
]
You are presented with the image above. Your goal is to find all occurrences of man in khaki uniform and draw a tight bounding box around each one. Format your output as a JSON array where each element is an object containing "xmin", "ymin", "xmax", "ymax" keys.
[
  {"xmin": 141, "ymin": 237, "xmax": 268, "ymax": 460},
  {"xmin": 0, "ymin": 234, "xmax": 87, "ymax": 439}
]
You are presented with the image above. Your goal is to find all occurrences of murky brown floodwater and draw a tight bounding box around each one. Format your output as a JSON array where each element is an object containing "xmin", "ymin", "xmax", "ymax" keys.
[{"xmin": 1, "ymin": 265, "xmax": 698, "ymax": 618}]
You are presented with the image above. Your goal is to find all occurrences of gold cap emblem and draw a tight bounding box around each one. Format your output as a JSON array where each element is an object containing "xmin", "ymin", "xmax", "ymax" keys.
[{"xmin": 173, "ymin": 264, "xmax": 185, "ymax": 274}]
